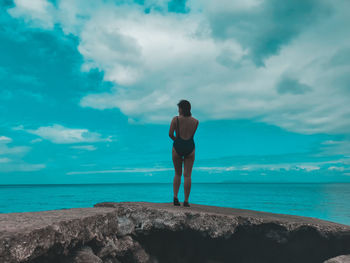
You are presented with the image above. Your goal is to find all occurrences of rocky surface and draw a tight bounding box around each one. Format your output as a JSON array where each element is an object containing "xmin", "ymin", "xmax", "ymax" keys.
[
  {"xmin": 0, "ymin": 201, "xmax": 350, "ymax": 263},
  {"xmin": 324, "ymin": 255, "xmax": 350, "ymax": 263}
]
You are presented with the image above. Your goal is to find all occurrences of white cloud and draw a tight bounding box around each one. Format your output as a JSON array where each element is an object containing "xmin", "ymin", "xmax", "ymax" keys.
[
  {"xmin": 197, "ymin": 163, "xmax": 322, "ymax": 172},
  {"xmin": 0, "ymin": 136, "xmax": 12, "ymax": 143},
  {"xmin": 67, "ymin": 159, "xmax": 347, "ymax": 175},
  {"xmin": 0, "ymin": 135, "xmax": 30, "ymax": 156},
  {"xmin": 30, "ymin": 138, "xmax": 43, "ymax": 144},
  {"xmin": 328, "ymin": 166, "xmax": 345, "ymax": 171},
  {"xmin": 189, "ymin": 0, "xmax": 263, "ymax": 13},
  {"xmin": 12, "ymin": 125, "xmax": 25, "ymax": 131},
  {"xmin": 0, "ymin": 157, "xmax": 12, "ymax": 163},
  {"xmin": 1, "ymin": 163, "xmax": 46, "ymax": 172},
  {"xmin": 8, "ymin": 0, "xmax": 56, "ymax": 29},
  {"xmin": 67, "ymin": 167, "xmax": 173, "ymax": 175},
  {"xmin": 26, "ymin": 124, "xmax": 112, "ymax": 144},
  {"xmin": 0, "ymin": 135, "xmax": 45, "ymax": 172},
  {"xmin": 7, "ymin": 0, "xmax": 350, "ymax": 140},
  {"xmin": 70, "ymin": 145, "xmax": 97, "ymax": 151},
  {"xmin": 75, "ymin": 1, "xmax": 350, "ymax": 138},
  {"xmin": 317, "ymin": 137, "xmax": 350, "ymax": 156},
  {"xmin": 296, "ymin": 165, "xmax": 320, "ymax": 172}
]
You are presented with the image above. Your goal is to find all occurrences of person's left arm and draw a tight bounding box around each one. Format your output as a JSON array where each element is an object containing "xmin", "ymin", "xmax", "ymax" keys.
[{"xmin": 169, "ymin": 117, "xmax": 177, "ymax": 141}]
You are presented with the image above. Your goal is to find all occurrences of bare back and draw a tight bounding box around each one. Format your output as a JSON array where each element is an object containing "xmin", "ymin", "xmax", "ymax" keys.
[{"xmin": 176, "ymin": 116, "xmax": 199, "ymax": 140}]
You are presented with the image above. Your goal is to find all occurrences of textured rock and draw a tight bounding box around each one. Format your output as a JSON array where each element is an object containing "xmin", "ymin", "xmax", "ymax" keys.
[
  {"xmin": 70, "ymin": 246, "xmax": 102, "ymax": 263},
  {"xmin": 0, "ymin": 201, "xmax": 349, "ymax": 263},
  {"xmin": 0, "ymin": 207, "xmax": 118, "ymax": 262},
  {"xmin": 324, "ymin": 255, "xmax": 350, "ymax": 263}
]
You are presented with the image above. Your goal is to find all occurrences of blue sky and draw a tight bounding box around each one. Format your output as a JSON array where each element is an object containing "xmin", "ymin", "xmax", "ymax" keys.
[{"xmin": 1, "ymin": 0, "xmax": 350, "ymax": 184}]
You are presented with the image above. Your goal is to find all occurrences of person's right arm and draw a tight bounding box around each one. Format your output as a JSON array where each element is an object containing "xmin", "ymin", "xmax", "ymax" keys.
[{"xmin": 193, "ymin": 119, "xmax": 199, "ymax": 135}]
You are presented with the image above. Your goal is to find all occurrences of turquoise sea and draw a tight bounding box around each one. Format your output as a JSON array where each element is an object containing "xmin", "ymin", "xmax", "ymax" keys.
[{"xmin": 0, "ymin": 183, "xmax": 349, "ymax": 226}]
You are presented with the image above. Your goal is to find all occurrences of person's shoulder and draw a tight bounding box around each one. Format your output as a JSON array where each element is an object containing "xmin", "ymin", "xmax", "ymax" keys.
[
  {"xmin": 172, "ymin": 116, "xmax": 178, "ymax": 122},
  {"xmin": 191, "ymin": 116, "xmax": 199, "ymax": 124}
]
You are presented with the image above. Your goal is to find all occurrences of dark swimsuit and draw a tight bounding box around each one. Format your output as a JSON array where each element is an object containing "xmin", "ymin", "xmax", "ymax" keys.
[{"xmin": 173, "ymin": 116, "xmax": 197, "ymax": 158}]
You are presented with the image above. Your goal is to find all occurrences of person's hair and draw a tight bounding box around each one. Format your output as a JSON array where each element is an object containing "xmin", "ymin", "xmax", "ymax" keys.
[{"xmin": 177, "ymin": 100, "xmax": 192, "ymax": 117}]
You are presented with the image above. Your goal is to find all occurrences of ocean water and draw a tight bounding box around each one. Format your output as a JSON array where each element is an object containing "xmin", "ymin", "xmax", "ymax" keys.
[{"xmin": 0, "ymin": 183, "xmax": 349, "ymax": 226}]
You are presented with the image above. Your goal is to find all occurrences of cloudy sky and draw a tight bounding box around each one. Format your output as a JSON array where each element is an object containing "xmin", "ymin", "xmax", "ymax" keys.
[{"xmin": 1, "ymin": 0, "xmax": 350, "ymax": 184}]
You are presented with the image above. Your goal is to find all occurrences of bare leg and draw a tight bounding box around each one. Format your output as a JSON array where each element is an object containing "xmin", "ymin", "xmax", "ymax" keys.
[
  {"xmin": 183, "ymin": 149, "xmax": 195, "ymax": 202},
  {"xmin": 172, "ymin": 147, "xmax": 183, "ymax": 198}
]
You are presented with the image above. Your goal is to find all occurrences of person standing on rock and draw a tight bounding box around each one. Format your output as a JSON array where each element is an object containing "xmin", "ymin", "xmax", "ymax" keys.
[{"xmin": 169, "ymin": 100, "xmax": 199, "ymax": 207}]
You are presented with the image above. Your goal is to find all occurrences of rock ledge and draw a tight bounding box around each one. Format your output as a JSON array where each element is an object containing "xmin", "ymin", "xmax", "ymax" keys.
[{"xmin": 0, "ymin": 201, "xmax": 349, "ymax": 263}]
